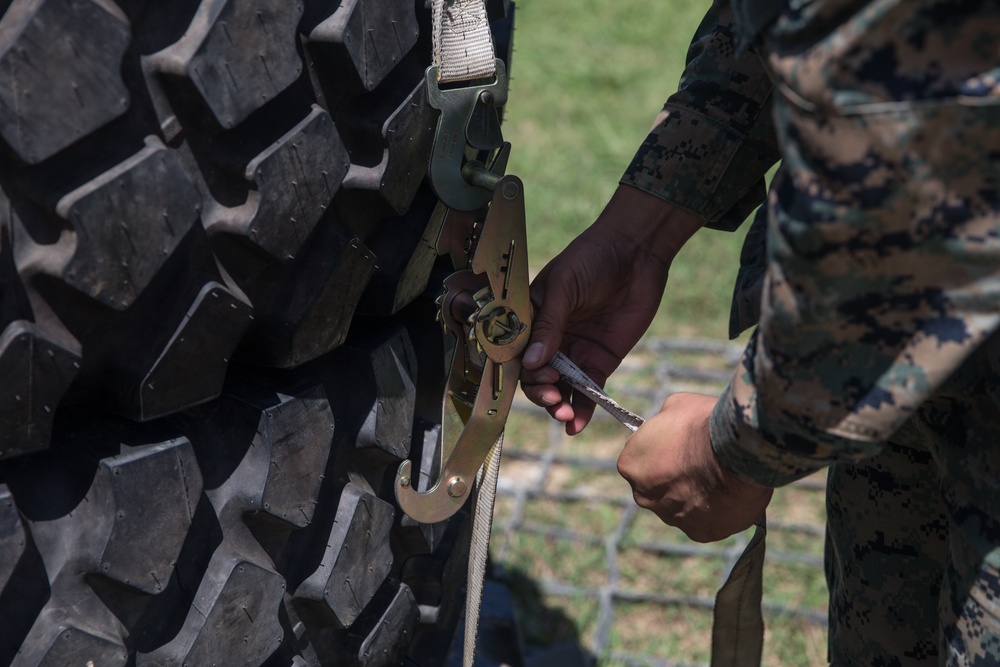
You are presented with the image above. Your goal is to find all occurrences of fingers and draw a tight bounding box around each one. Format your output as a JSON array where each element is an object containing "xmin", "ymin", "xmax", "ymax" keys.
[
  {"xmin": 520, "ymin": 375, "xmax": 594, "ymax": 431},
  {"xmin": 565, "ymin": 395, "xmax": 596, "ymax": 435},
  {"xmin": 522, "ymin": 381, "xmax": 574, "ymax": 423},
  {"xmin": 521, "ymin": 357, "xmax": 604, "ymax": 435},
  {"xmin": 524, "ymin": 270, "xmax": 574, "ymax": 371},
  {"xmin": 520, "ymin": 364, "xmax": 560, "ymax": 404}
]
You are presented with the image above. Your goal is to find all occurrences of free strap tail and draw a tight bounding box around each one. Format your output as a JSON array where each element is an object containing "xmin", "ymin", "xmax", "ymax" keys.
[
  {"xmin": 711, "ymin": 514, "xmax": 767, "ymax": 667},
  {"xmin": 548, "ymin": 351, "xmax": 645, "ymax": 431}
]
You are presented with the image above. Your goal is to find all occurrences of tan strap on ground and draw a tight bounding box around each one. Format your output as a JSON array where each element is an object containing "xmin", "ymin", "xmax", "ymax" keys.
[{"xmin": 711, "ymin": 515, "xmax": 766, "ymax": 667}]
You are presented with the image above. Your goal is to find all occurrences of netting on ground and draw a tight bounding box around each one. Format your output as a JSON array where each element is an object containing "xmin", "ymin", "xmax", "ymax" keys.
[{"xmin": 490, "ymin": 339, "xmax": 830, "ymax": 667}]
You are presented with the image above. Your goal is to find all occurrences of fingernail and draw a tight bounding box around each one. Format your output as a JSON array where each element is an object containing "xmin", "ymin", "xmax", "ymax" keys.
[{"xmin": 523, "ymin": 342, "xmax": 544, "ymax": 367}]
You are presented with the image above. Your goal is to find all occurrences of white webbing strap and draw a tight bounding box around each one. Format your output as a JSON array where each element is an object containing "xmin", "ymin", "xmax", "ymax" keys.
[
  {"xmin": 431, "ymin": 0, "xmax": 497, "ymax": 84},
  {"xmin": 429, "ymin": 2, "xmax": 500, "ymax": 661},
  {"xmin": 549, "ymin": 351, "xmax": 644, "ymax": 432},
  {"xmin": 463, "ymin": 432, "xmax": 503, "ymax": 667}
]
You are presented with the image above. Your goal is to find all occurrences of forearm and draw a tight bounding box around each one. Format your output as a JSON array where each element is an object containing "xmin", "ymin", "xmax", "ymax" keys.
[
  {"xmin": 621, "ymin": 0, "xmax": 779, "ymax": 231},
  {"xmin": 593, "ymin": 185, "xmax": 706, "ymax": 268}
]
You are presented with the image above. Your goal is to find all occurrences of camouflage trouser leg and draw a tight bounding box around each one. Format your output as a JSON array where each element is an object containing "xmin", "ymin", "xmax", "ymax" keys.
[
  {"xmin": 824, "ymin": 332, "xmax": 1000, "ymax": 666},
  {"xmin": 826, "ymin": 439, "xmax": 948, "ymax": 665},
  {"xmin": 917, "ymin": 332, "xmax": 1000, "ymax": 666}
]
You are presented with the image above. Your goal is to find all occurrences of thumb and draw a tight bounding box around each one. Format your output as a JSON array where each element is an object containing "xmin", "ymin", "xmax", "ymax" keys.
[{"xmin": 523, "ymin": 275, "xmax": 574, "ymax": 370}]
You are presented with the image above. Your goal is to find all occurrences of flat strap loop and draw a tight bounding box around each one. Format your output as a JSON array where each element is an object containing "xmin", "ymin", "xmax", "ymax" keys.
[{"xmin": 432, "ymin": 0, "xmax": 497, "ymax": 84}]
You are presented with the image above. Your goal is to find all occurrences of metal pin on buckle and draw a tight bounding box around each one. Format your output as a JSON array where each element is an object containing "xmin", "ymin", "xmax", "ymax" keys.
[
  {"xmin": 395, "ymin": 147, "xmax": 529, "ymax": 524},
  {"xmin": 425, "ymin": 59, "xmax": 508, "ymax": 211}
]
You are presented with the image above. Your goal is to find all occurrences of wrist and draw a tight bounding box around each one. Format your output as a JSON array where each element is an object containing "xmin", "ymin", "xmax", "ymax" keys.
[
  {"xmin": 594, "ymin": 185, "xmax": 706, "ymax": 265},
  {"xmin": 708, "ymin": 387, "xmax": 779, "ymax": 491}
]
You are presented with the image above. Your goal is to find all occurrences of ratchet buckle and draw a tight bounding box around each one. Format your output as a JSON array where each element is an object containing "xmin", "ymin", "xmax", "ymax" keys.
[{"xmin": 395, "ymin": 131, "xmax": 530, "ymax": 522}]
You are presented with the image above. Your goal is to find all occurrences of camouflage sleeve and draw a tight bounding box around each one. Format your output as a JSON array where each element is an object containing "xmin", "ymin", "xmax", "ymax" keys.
[
  {"xmin": 708, "ymin": 1, "xmax": 1000, "ymax": 487},
  {"xmin": 620, "ymin": 0, "xmax": 780, "ymax": 231}
]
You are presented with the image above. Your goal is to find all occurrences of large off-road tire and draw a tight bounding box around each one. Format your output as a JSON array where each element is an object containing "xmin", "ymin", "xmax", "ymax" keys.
[{"xmin": 0, "ymin": 1, "xmax": 514, "ymax": 665}]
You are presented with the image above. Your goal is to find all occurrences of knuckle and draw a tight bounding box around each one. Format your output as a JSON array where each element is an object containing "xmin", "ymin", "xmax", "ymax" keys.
[
  {"xmin": 616, "ymin": 455, "xmax": 631, "ymax": 479},
  {"xmin": 631, "ymin": 490, "xmax": 652, "ymax": 510},
  {"xmin": 686, "ymin": 528, "xmax": 713, "ymax": 544}
]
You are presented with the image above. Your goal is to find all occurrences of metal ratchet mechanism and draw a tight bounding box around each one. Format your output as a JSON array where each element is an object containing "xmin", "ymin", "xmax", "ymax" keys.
[{"xmin": 395, "ymin": 61, "xmax": 529, "ymax": 524}]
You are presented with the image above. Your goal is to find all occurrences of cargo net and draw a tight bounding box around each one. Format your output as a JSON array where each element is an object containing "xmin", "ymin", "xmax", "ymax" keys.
[{"xmin": 491, "ymin": 339, "xmax": 829, "ymax": 667}]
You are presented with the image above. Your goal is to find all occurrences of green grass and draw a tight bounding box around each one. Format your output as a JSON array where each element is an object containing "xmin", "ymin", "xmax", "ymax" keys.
[
  {"xmin": 608, "ymin": 603, "xmax": 715, "ymax": 664},
  {"xmin": 505, "ymin": 0, "xmax": 752, "ymax": 339}
]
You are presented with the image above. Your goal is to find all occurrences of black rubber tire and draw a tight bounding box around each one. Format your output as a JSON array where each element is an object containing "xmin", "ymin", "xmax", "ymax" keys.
[{"xmin": 0, "ymin": 0, "xmax": 514, "ymax": 665}]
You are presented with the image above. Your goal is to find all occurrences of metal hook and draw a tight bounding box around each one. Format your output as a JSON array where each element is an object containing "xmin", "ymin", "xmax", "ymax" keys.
[{"xmin": 426, "ymin": 59, "xmax": 508, "ymax": 211}]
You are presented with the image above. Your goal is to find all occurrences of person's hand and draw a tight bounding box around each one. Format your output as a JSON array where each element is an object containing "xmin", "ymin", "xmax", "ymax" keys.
[
  {"xmin": 617, "ymin": 392, "xmax": 772, "ymax": 542},
  {"xmin": 521, "ymin": 185, "xmax": 704, "ymax": 434}
]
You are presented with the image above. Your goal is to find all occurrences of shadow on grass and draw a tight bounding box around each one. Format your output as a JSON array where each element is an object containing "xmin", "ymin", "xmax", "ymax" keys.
[{"xmin": 495, "ymin": 563, "xmax": 597, "ymax": 667}]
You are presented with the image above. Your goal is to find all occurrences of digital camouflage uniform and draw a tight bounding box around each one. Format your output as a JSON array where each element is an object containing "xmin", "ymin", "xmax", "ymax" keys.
[{"xmin": 621, "ymin": 0, "xmax": 1000, "ymax": 664}]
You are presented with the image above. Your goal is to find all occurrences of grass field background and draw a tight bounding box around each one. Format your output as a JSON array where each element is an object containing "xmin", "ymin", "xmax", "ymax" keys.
[
  {"xmin": 503, "ymin": 0, "xmax": 752, "ymax": 340},
  {"xmin": 490, "ymin": 1, "xmax": 829, "ymax": 665}
]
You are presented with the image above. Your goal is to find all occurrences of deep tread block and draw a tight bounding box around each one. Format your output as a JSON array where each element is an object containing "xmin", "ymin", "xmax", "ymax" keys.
[
  {"xmin": 0, "ymin": 320, "xmax": 81, "ymax": 459},
  {"xmin": 0, "ymin": 0, "xmax": 131, "ymax": 164},
  {"xmin": 96, "ymin": 439, "xmax": 202, "ymax": 593},
  {"xmin": 308, "ymin": 0, "xmax": 419, "ymax": 93},
  {"xmin": 180, "ymin": 383, "xmax": 333, "ymax": 526},
  {"xmin": 5, "ymin": 436, "xmax": 203, "ymax": 666},
  {"xmin": 138, "ymin": 281, "xmax": 253, "ymax": 420},
  {"xmin": 235, "ymin": 224, "xmax": 376, "ymax": 368},
  {"xmin": 137, "ymin": 559, "xmax": 285, "ymax": 667},
  {"xmin": 346, "ymin": 581, "xmax": 419, "ymax": 667},
  {"xmin": 148, "ymin": 0, "xmax": 304, "ymax": 129},
  {"xmin": 206, "ymin": 106, "xmax": 350, "ymax": 262},
  {"xmin": 16, "ymin": 620, "xmax": 128, "ymax": 667},
  {"xmin": 362, "ymin": 189, "xmax": 446, "ymax": 316},
  {"xmin": 294, "ymin": 483, "xmax": 394, "ymax": 628},
  {"xmin": 140, "ymin": 387, "xmax": 334, "ymax": 664},
  {"xmin": 342, "ymin": 79, "xmax": 435, "ymax": 215},
  {"xmin": 36, "ymin": 221, "xmax": 253, "ymax": 421},
  {"xmin": 9, "ymin": 437, "xmax": 202, "ymax": 591},
  {"xmin": 256, "ymin": 390, "xmax": 335, "ymax": 528},
  {"xmin": 355, "ymin": 327, "xmax": 417, "ymax": 458},
  {"xmin": 54, "ymin": 136, "xmax": 200, "ymax": 310},
  {"xmin": 186, "ymin": 560, "xmax": 285, "ymax": 664},
  {"xmin": 207, "ymin": 384, "xmax": 335, "ymax": 528},
  {"xmin": 0, "ymin": 534, "xmax": 48, "ymax": 666},
  {"xmin": 0, "ymin": 486, "xmax": 25, "ymax": 593}
]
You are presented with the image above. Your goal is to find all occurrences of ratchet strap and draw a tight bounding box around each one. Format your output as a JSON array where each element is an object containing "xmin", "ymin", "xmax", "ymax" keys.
[
  {"xmin": 552, "ymin": 352, "xmax": 767, "ymax": 667},
  {"xmin": 423, "ymin": 4, "xmax": 765, "ymax": 664},
  {"xmin": 427, "ymin": 3, "xmax": 501, "ymax": 665}
]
